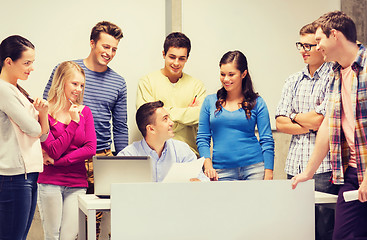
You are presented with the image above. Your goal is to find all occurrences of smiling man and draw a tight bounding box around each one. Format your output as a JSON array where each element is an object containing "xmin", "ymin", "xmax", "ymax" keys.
[
  {"xmin": 118, "ymin": 101, "xmax": 208, "ymax": 182},
  {"xmin": 292, "ymin": 11, "xmax": 367, "ymax": 240},
  {"xmin": 275, "ymin": 23, "xmax": 338, "ymax": 240},
  {"xmin": 42, "ymin": 21, "xmax": 127, "ymax": 239},
  {"xmin": 136, "ymin": 32, "xmax": 206, "ymax": 156}
]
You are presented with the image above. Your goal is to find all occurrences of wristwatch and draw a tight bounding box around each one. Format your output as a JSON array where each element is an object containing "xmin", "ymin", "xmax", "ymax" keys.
[{"xmin": 290, "ymin": 113, "xmax": 297, "ymax": 123}]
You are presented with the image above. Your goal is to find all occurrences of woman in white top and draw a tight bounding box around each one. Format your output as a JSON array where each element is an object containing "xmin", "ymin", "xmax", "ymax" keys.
[{"xmin": 0, "ymin": 35, "xmax": 49, "ymax": 240}]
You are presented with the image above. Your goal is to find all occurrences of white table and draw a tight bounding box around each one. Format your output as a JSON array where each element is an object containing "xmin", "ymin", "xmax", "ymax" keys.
[
  {"xmin": 78, "ymin": 194, "xmax": 110, "ymax": 240},
  {"xmin": 315, "ymin": 190, "xmax": 338, "ymax": 209},
  {"xmin": 78, "ymin": 191, "xmax": 338, "ymax": 240}
]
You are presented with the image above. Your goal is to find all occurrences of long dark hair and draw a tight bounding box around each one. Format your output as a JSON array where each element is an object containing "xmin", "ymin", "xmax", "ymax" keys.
[
  {"xmin": 0, "ymin": 35, "xmax": 35, "ymax": 71},
  {"xmin": 0, "ymin": 35, "xmax": 35, "ymax": 103},
  {"xmin": 215, "ymin": 50, "xmax": 258, "ymax": 118}
]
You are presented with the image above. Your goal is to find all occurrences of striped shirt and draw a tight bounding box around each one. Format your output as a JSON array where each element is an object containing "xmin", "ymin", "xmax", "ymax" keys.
[
  {"xmin": 329, "ymin": 44, "xmax": 367, "ymax": 185},
  {"xmin": 275, "ymin": 62, "xmax": 333, "ymax": 176},
  {"xmin": 43, "ymin": 59, "xmax": 128, "ymax": 153}
]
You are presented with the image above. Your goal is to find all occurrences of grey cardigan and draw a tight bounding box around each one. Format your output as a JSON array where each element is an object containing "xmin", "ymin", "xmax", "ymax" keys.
[{"xmin": 0, "ymin": 79, "xmax": 42, "ymax": 175}]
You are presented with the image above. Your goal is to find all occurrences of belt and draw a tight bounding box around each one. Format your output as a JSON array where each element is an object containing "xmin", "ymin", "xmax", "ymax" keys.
[{"xmin": 96, "ymin": 149, "xmax": 111, "ymax": 154}]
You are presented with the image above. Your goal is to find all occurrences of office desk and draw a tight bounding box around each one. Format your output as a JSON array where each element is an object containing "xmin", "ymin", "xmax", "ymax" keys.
[
  {"xmin": 78, "ymin": 194, "xmax": 110, "ymax": 240},
  {"xmin": 78, "ymin": 191, "xmax": 338, "ymax": 240}
]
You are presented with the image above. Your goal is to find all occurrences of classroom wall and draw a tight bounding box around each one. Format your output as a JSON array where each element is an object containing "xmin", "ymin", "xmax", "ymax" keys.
[
  {"xmin": 0, "ymin": 0, "xmax": 166, "ymax": 147},
  {"xmin": 1, "ymin": 1, "xmax": 341, "ymax": 148},
  {"xmin": 182, "ymin": 0, "xmax": 341, "ymax": 129}
]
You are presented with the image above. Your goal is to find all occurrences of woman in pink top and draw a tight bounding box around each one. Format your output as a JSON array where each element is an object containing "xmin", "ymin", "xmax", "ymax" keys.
[{"xmin": 38, "ymin": 61, "xmax": 96, "ymax": 240}]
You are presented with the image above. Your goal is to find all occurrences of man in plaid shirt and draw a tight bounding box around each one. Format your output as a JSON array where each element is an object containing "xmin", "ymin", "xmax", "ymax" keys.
[
  {"xmin": 276, "ymin": 23, "xmax": 338, "ymax": 240},
  {"xmin": 292, "ymin": 11, "xmax": 367, "ymax": 240}
]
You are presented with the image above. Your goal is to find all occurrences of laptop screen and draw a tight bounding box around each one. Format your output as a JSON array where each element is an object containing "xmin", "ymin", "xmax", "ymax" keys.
[{"xmin": 93, "ymin": 155, "xmax": 153, "ymax": 197}]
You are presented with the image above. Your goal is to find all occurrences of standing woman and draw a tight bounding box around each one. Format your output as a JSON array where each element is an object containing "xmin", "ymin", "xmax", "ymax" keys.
[
  {"xmin": 38, "ymin": 61, "xmax": 96, "ymax": 240},
  {"xmin": 197, "ymin": 50, "xmax": 274, "ymax": 181},
  {"xmin": 0, "ymin": 35, "xmax": 49, "ymax": 239}
]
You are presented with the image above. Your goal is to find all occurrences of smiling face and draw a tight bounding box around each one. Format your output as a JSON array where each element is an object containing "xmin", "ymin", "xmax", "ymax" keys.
[
  {"xmin": 315, "ymin": 27, "xmax": 338, "ymax": 62},
  {"xmin": 162, "ymin": 47, "xmax": 188, "ymax": 83},
  {"xmin": 298, "ymin": 34, "xmax": 324, "ymax": 68},
  {"xmin": 220, "ymin": 62, "xmax": 247, "ymax": 94},
  {"xmin": 64, "ymin": 70, "xmax": 85, "ymax": 104},
  {"xmin": 10, "ymin": 47, "xmax": 35, "ymax": 81},
  {"xmin": 90, "ymin": 32, "xmax": 119, "ymax": 68},
  {"xmin": 150, "ymin": 107, "xmax": 174, "ymax": 141}
]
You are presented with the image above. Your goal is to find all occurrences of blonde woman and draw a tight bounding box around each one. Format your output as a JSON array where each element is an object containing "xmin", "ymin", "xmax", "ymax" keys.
[{"xmin": 38, "ymin": 61, "xmax": 96, "ymax": 240}]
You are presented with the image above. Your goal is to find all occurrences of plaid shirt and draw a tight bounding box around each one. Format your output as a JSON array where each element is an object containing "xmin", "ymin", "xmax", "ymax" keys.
[
  {"xmin": 276, "ymin": 62, "xmax": 333, "ymax": 176},
  {"xmin": 329, "ymin": 44, "xmax": 367, "ymax": 185}
]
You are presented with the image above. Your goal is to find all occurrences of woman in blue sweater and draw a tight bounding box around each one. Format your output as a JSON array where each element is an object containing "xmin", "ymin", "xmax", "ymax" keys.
[{"xmin": 196, "ymin": 50, "xmax": 274, "ymax": 181}]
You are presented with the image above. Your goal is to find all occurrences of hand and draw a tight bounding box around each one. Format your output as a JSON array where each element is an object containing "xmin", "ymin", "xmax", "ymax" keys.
[
  {"xmin": 190, "ymin": 178, "xmax": 201, "ymax": 182},
  {"xmin": 203, "ymin": 158, "xmax": 218, "ymax": 181},
  {"xmin": 291, "ymin": 172, "xmax": 313, "ymax": 189},
  {"xmin": 358, "ymin": 177, "xmax": 367, "ymax": 202},
  {"xmin": 264, "ymin": 169, "xmax": 273, "ymax": 180},
  {"xmin": 33, "ymin": 98, "xmax": 49, "ymax": 116},
  {"xmin": 69, "ymin": 104, "xmax": 80, "ymax": 123},
  {"xmin": 42, "ymin": 150, "xmax": 54, "ymax": 165},
  {"xmin": 204, "ymin": 167, "xmax": 218, "ymax": 181}
]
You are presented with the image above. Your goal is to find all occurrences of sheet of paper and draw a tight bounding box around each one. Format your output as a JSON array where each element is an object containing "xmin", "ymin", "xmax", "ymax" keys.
[
  {"xmin": 343, "ymin": 190, "xmax": 358, "ymax": 202},
  {"xmin": 162, "ymin": 157, "xmax": 205, "ymax": 183}
]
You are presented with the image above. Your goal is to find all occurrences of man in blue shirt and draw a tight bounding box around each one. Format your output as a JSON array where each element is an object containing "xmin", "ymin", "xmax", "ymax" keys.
[
  {"xmin": 43, "ymin": 21, "xmax": 128, "ymax": 239},
  {"xmin": 118, "ymin": 101, "xmax": 207, "ymax": 182}
]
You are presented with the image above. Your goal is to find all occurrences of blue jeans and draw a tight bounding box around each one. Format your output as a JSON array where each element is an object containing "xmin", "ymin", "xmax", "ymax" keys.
[
  {"xmin": 217, "ymin": 162, "xmax": 265, "ymax": 181},
  {"xmin": 0, "ymin": 173, "xmax": 39, "ymax": 240},
  {"xmin": 38, "ymin": 184, "xmax": 86, "ymax": 240}
]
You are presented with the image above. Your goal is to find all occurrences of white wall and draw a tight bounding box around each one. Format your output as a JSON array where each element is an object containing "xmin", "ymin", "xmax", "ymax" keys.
[
  {"xmin": 0, "ymin": 0, "xmax": 166, "ymax": 145},
  {"xmin": 182, "ymin": 0, "xmax": 341, "ymax": 129},
  {"xmin": 1, "ymin": 0, "xmax": 340, "ymax": 145}
]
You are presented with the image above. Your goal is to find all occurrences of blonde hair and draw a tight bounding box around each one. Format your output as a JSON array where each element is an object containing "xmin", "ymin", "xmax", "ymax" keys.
[{"xmin": 47, "ymin": 61, "xmax": 85, "ymax": 119}]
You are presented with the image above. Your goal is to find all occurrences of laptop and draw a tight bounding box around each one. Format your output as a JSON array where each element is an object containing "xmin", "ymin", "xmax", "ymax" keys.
[{"xmin": 93, "ymin": 155, "xmax": 153, "ymax": 197}]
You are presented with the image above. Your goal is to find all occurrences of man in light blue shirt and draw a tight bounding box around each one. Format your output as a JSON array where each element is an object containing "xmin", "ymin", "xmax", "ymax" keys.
[{"xmin": 118, "ymin": 101, "xmax": 208, "ymax": 182}]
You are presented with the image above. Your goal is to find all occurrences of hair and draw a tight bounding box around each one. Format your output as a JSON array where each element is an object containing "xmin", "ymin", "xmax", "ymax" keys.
[
  {"xmin": 163, "ymin": 32, "xmax": 191, "ymax": 57},
  {"xmin": 47, "ymin": 61, "xmax": 85, "ymax": 119},
  {"xmin": 313, "ymin": 11, "xmax": 357, "ymax": 43},
  {"xmin": 0, "ymin": 35, "xmax": 34, "ymax": 72},
  {"xmin": 90, "ymin": 21, "xmax": 123, "ymax": 43},
  {"xmin": 216, "ymin": 50, "xmax": 259, "ymax": 119},
  {"xmin": 0, "ymin": 35, "xmax": 35, "ymax": 103},
  {"xmin": 299, "ymin": 23, "xmax": 317, "ymax": 35},
  {"xmin": 136, "ymin": 101, "xmax": 164, "ymax": 137}
]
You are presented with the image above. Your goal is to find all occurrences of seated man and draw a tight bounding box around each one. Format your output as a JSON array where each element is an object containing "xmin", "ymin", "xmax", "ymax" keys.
[{"xmin": 118, "ymin": 101, "xmax": 208, "ymax": 182}]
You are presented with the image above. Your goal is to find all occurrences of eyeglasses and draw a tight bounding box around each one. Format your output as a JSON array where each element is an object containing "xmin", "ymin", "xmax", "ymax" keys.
[{"xmin": 296, "ymin": 42, "xmax": 317, "ymax": 52}]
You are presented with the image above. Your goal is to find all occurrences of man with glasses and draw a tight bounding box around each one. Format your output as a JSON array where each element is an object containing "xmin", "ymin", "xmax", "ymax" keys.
[{"xmin": 275, "ymin": 23, "xmax": 338, "ymax": 240}]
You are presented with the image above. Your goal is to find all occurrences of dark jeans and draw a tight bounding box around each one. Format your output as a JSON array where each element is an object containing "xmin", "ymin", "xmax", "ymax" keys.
[
  {"xmin": 288, "ymin": 172, "xmax": 339, "ymax": 240},
  {"xmin": 0, "ymin": 172, "xmax": 39, "ymax": 240},
  {"xmin": 333, "ymin": 167, "xmax": 367, "ymax": 240}
]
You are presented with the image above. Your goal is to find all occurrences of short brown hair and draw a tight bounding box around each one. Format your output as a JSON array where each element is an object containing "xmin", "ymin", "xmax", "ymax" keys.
[
  {"xmin": 163, "ymin": 32, "xmax": 191, "ymax": 57},
  {"xmin": 90, "ymin": 21, "xmax": 123, "ymax": 43},
  {"xmin": 313, "ymin": 11, "xmax": 356, "ymax": 43},
  {"xmin": 299, "ymin": 23, "xmax": 316, "ymax": 36},
  {"xmin": 136, "ymin": 101, "xmax": 164, "ymax": 137}
]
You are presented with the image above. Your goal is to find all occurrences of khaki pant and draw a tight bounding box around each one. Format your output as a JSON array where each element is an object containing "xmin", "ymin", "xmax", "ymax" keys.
[{"xmin": 85, "ymin": 149, "xmax": 113, "ymax": 240}]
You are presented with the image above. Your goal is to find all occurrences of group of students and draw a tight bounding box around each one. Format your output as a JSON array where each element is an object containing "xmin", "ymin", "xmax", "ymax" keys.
[{"xmin": 0, "ymin": 10, "xmax": 366, "ymax": 240}]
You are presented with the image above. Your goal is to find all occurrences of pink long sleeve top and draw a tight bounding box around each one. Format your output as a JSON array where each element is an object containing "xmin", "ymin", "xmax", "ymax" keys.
[{"xmin": 38, "ymin": 106, "xmax": 96, "ymax": 187}]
